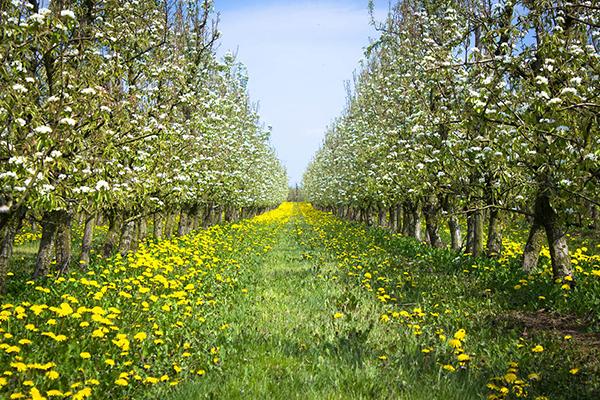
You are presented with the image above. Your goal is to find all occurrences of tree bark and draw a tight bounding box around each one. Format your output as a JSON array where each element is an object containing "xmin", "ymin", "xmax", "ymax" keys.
[
  {"xmin": 177, "ymin": 209, "xmax": 188, "ymax": 236},
  {"xmin": 164, "ymin": 212, "xmax": 175, "ymax": 239},
  {"xmin": 536, "ymin": 194, "xmax": 572, "ymax": 278},
  {"xmin": 153, "ymin": 212, "xmax": 163, "ymax": 240},
  {"xmin": 102, "ymin": 212, "xmax": 122, "ymax": 257},
  {"xmin": 402, "ymin": 202, "xmax": 412, "ymax": 236},
  {"xmin": 448, "ymin": 215, "xmax": 462, "ymax": 251},
  {"xmin": 522, "ymin": 223, "xmax": 544, "ymax": 273},
  {"xmin": 423, "ymin": 199, "xmax": 443, "ymax": 248},
  {"xmin": 466, "ymin": 209, "xmax": 484, "ymax": 256},
  {"xmin": 54, "ymin": 209, "xmax": 72, "ymax": 274},
  {"xmin": 34, "ymin": 210, "xmax": 60, "ymax": 278},
  {"xmin": 486, "ymin": 209, "xmax": 503, "ymax": 257},
  {"xmin": 388, "ymin": 206, "xmax": 397, "ymax": 231},
  {"xmin": 79, "ymin": 213, "xmax": 95, "ymax": 268},
  {"xmin": 0, "ymin": 207, "xmax": 26, "ymax": 291},
  {"xmin": 377, "ymin": 206, "xmax": 386, "ymax": 227},
  {"xmin": 407, "ymin": 202, "xmax": 422, "ymax": 241},
  {"xmin": 119, "ymin": 219, "xmax": 136, "ymax": 256}
]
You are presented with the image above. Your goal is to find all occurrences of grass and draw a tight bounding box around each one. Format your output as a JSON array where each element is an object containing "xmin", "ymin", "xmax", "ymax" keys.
[
  {"xmin": 161, "ymin": 208, "xmax": 483, "ymax": 400},
  {"xmin": 4, "ymin": 203, "xmax": 599, "ymax": 399}
]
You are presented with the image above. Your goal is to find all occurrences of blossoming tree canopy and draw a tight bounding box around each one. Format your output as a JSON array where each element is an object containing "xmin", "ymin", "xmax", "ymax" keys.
[
  {"xmin": 303, "ymin": 0, "xmax": 599, "ymax": 279},
  {"xmin": 0, "ymin": 0, "xmax": 288, "ymax": 287}
]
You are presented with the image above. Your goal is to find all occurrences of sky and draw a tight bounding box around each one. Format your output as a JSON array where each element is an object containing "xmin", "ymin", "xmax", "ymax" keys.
[{"xmin": 213, "ymin": 0, "xmax": 388, "ymax": 186}]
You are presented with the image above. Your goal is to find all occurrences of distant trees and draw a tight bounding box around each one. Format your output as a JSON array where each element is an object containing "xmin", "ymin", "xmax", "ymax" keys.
[
  {"xmin": 303, "ymin": 0, "xmax": 599, "ymax": 279},
  {"xmin": 0, "ymin": 0, "xmax": 288, "ymax": 290}
]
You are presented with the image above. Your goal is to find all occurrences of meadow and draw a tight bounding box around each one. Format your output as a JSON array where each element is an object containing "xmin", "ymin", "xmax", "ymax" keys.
[{"xmin": 2, "ymin": 203, "xmax": 598, "ymax": 399}]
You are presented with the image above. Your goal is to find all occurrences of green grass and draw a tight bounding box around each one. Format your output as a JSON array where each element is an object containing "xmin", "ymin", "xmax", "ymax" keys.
[{"xmin": 159, "ymin": 212, "xmax": 482, "ymax": 400}]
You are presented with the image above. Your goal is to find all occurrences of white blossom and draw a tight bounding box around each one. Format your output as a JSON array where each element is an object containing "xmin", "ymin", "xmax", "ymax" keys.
[
  {"xmin": 60, "ymin": 10, "xmax": 76, "ymax": 19},
  {"xmin": 34, "ymin": 125, "xmax": 53, "ymax": 134}
]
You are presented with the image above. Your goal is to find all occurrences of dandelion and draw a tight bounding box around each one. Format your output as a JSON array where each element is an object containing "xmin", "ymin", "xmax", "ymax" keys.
[
  {"xmin": 333, "ymin": 312, "xmax": 344, "ymax": 319},
  {"xmin": 80, "ymin": 352, "xmax": 91, "ymax": 359},
  {"xmin": 442, "ymin": 364, "xmax": 456, "ymax": 372},
  {"xmin": 531, "ymin": 345, "xmax": 544, "ymax": 353}
]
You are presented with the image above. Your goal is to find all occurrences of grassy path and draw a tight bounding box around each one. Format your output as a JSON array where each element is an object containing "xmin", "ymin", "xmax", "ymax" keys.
[{"xmin": 165, "ymin": 212, "xmax": 407, "ymax": 399}]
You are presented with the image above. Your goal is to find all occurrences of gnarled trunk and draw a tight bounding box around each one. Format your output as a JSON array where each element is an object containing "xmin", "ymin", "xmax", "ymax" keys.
[
  {"xmin": 486, "ymin": 209, "xmax": 503, "ymax": 257},
  {"xmin": 448, "ymin": 215, "xmax": 462, "ymax": 251},
  {"xmin": 119, "ymin": 219, "xmax": 136, "ymax": 256},
  {"xmin": 177, "ymin": 209, "xmax": 188, "ymax": 236},
  {"xmin": 102, "ymin": 212, "xmax": 122, "ymax": 257},
  {"xmin": 0, "ymin": 206, "xmax": 26, "ymax": 291},
  {"xmin": 34, "ymin": 210, "xmax": 60, "ymax": 278},
  {"xmin": 54, "ymin": 209, "xmax": 72, "ymax": 274},
  {"xmin": 466, "ymin": 209, "xmax": 484, "ymax": 256},
  {"xmin": 423, "ymin": 198, "xmax": 443, "ymax": 248},
  {"xmin": 79, "ymin": 213, "xmax": 95, "ymax": 268},
  {"xmin": 522, "ymin": 223, "xmax": 544, "ymax": 273},
  {"xmin": 377, "ymin": 207, "xmax": 386, "ymax": 227},
  {"xmin": 388, "ymin": 206, "xmax": 397, "ymax": 232},
  {"xmin": 153, "ymin": 212, "xmax": 163, "ymax": 240},
  {"xmin": 537, "ymin": 194, "xmax": 572, "ymax": 278},
  {"xmin": 164, "ymin": 212, "xmax": 175, "ymax": 239}
]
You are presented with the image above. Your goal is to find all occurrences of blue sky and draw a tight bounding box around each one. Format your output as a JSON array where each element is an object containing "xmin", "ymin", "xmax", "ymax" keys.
[{"xmin": 213, "ymin": 0, "xmax": 387, "ymax": 185}]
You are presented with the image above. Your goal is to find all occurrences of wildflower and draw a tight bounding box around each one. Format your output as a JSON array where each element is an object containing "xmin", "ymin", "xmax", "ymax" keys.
[
  {"xmin": 80, "ymin": 352, "xmax": 91, "ymax": 359},
  {"xmin": 569, "ymin": 368, "xmax": 579, "ymax": 375},
  {"xmin": 333, "ymin": 312, "xmax": 343, "ymax": 319},
  {"xmin": 114, "ymin": 378, "xmax": 128, "ymax": 386},
  {"xmin": 531, "ymin": 345, "xmax": 544, "ymax": 353},
  {"xmin": 46, "ymin": 371, "xmax": 60, "ymax": 380},
  {"xmin": 442, "ymin": 364, "xmax": 455, "ymax": 372},
  {"xmin": 134, "ymin": 332, "xmax": 147, "ymax": 341},
  {"xmin": 453, "ymin": 329, "xmax": 466, "ymax": 340},
  {"xmin": 29, "ymin": 388, "xmax": 45, "ymax": 400}
]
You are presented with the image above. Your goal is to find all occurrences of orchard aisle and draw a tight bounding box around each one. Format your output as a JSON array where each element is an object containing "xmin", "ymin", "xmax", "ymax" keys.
[{"xmin": 165, "ymin": 207, "xmax": 402, "ymax": 399}]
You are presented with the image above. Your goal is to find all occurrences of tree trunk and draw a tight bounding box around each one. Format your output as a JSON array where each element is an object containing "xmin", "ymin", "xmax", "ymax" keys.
[
  {"xmin": 203, "ymin": 206, "xmax": 213, "ymax": 228},
  {"xmin": 164, "ymin": 212, "xmax": 175, "ymax": 239},
  {"xmin": 448, "ymin": 215, "xmax": 462, "ymax": 251},
  {"xmin": 0, "ymin": 207, "xmax": 26, "ymax": 291},
  {"xmin": 119, "ymin": 219, "xmax": 136, "ymax": 256},
  {"xmin": 54, "ymin": 209, "xmax": 72, "ymax": 274},
  {"xmin": 177, "ymin": 209, "xmax": 188, "ymax": 236},
  {"xmin": 486, "ymin": 209, "xmax": 503, "ymax": 257},
  {"xmin": 377, "ymin": 207, "xmax": 386, "ymax": 227},
  {"xmin": 388, "ymin": 206, "xmax": 397, "ymax": 231},
  {"xmin": 79, "ymin": 213, "xmax": 95, "ymax": 268},
  {"xmin": 522, "ymin": 223, "xmax": 544, "ymax": 273},
  {"xmin": 153, "ymin": 212, "xmax": 163, "ymax": 240},
  {"xmin": 466, "ymin": 209, "xmax": 484, "ymax": 256},
  {"xmin": 102, "ymin": 212, "xmax": 122, "ymax": 257},
  {"xmin": 423, "ymin": 199, "xmax": 443, "ymax": 248},
  {"xmin": 407, "ymin": 203, "xmax": 422, "ymax": 241},
  {"xmin": 191, "ymin": 207, "xmax": 200, "ymax": 230},
  {"xmin": 215, "ymin": 206, "xmax": 223, "ymax": 224},
  {"xmin": 536, "ymin": 194, "xmax": 572, "ymax": 278},
  {"xmin": 402, "ymin": 203, "xmax": 412, "ymax": 236},
  {"xmin": 138, "ymin": 217, "xmax": 147, "ymax": 243},
  {"xmin": 34, "ymin": 210, "xmax": 60, "ymax": 278}
]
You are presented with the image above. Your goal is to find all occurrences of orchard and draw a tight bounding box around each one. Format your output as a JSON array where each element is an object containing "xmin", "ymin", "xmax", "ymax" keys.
[{"xmin": 1, "ymin": 1, "xmax": 599, "ymax": 399}]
